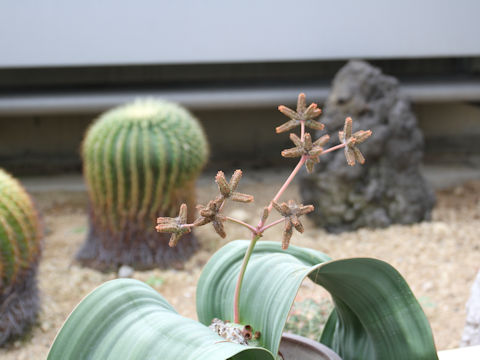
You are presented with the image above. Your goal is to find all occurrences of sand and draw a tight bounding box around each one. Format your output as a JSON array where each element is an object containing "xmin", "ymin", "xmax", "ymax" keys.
[{"xmin": 1, "ymin": 169, "xmax": 479, "ymax": 359}]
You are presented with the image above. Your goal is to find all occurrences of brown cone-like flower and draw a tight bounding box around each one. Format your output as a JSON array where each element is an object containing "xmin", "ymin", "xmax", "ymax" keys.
[
  {"xmin": 215, "ymin": 170, "xmax": 254, "ymax": 203},
  {"xmin": 194, "ymin": 199, "xmax": 228, "ymax": 238},
  {"xmin": 272, "ymin": 200, "xmax": 314, "ymax": 249},
  {"xmin": 339, "ymin": 117, "xmax": 372, "ymax": 166},
  {"xmin": 156, "ymin": 203, "xmax": 192, "ymax": 247},
  {"xmin": 281, "ymin": 133, "xmax": 330, "ymax": 173},
  {"xmin": 194, "ymin": 170, "xmax": 254, "ymax": 239},
  {"xmin": 276, "ymin": 93, "xmax": 324, "ymax": 133}
]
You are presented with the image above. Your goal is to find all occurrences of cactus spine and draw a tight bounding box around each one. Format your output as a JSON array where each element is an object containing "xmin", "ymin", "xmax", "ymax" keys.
[
  {"xmin": 0, "ymin": 169, "xmax": 42, "ymax": 345},
  {"xmin": 78, "ymin": 99, "xmax": 209, "ymax": 270}
]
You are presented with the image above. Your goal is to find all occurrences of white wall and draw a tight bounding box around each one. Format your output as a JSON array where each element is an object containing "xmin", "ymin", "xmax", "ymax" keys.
[{"xmin": 1, "ymin": 0, "xmax": 479, "ymax": 68}]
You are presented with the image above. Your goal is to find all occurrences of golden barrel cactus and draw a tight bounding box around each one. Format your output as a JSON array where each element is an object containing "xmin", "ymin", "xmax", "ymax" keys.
[
  {"xmin": 0, "ymin": 169, "xmax": 42, "ymax": 345},
  {"xmin": 78, "ymin": 99, "xmax": 209, "ymax": 270}
]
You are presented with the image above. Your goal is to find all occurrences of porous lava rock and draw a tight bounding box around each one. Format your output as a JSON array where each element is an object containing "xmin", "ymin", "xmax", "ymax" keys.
[{"xmin": 300, "ymin": 61, "xmax": 435, "ymax": 232}]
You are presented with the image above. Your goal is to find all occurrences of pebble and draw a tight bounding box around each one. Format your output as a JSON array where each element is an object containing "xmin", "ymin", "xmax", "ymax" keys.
[
  {"xmin": 40, "ymin": 322, "xmax": 51, "ymax": 332},
  {"xmin": 423, "ymin": 281, "xmax": 434, "ymax": 291},
  {"xmin": 118, "ymin": 265, "xmax": 134, "ymax": 278},
  {"xmin": 432, "ymin": 222, "xmax": 450, "ymax": 236}
]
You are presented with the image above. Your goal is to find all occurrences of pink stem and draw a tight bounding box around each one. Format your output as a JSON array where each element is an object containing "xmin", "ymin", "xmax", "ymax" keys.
[
  {"xmin": 259, "ymin": 218, "xmax": 285, "ymax": 233},
  {"xmin": 321, "ymin": 142, "xmax": 346, "ymax": 155},
  {"xmin": 271, "ymin": 157, "xmax": 305, "ymax": 205},
  {"xmin": 256, "ymin": 155, "xmax": 307, "ymax": 230},
  {"xmin": 226, "ymin": 216, "xmax": 258, "ymax": 234}
]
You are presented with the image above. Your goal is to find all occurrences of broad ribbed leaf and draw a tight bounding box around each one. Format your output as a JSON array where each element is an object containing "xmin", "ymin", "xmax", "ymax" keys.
[
  {"xmin": 313, "ymin": 258, "xmax": 438, "ymax": 359},
  {"xmin": 48, "ymin": 279, "xmax": 273, "ymax": 360},
  {"xmin": 197, "ymin": 240, "xmax": 437, "ymax": 360}
]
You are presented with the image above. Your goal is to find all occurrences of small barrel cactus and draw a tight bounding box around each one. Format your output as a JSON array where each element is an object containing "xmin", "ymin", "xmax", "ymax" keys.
[
  {"xmin": 78, "ymin": 99, "xmax": 209, "ymax": 270},
  {"xmin": 0, "ymin": 169, "xmax": 42, "ymax": 346}
]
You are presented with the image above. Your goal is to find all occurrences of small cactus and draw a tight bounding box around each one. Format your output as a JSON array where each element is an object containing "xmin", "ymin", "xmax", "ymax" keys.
[
  {"xmin": 77, "ymin": 99, "xmax": 209, "ymax": 270},
  {"xmin": 0, "ymin": 169, "xmax": 42, "ymax": 346}
]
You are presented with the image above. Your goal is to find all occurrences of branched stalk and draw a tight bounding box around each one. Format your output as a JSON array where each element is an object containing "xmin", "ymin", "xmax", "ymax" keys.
[
  {"xmin": 233, "ymin": 118, "xmax": 344, "ymax": 322},
  {"xmin": 230, "ymin": 154, "xmax": 314, "ymax": 323},
  {"xmin": 196, "ymin": 142, "xmax": 346, "ymax": 323},
  {"xmin": 156, "ymin": 93, "xmax": 371, "ymax": 325},
  {"xmin": 233, "ymin": 156, "xmax": 306, "ymax": 322}
]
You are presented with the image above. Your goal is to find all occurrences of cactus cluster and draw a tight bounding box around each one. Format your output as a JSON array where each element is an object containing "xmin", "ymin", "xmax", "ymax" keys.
[
  {"xmin": 0, "ymin": 169, "xmax": 42, "ymax": 345},
  {"xmin": 78, "ymin": 99, "xmax": 209, "ymax": 270}
]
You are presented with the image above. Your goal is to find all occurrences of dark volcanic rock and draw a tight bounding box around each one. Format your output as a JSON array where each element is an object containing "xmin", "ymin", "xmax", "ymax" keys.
[{"xmin": 299, "ymin": 60, "xmax": 435, "ymax": 233}]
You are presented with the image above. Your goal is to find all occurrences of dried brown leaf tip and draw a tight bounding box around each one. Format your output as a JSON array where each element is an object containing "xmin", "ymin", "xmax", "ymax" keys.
[
  {"xmin": 338, "ymin": 117, "xmax": 372, "ymax": 166},
  {"xmin": 156, "ymin": 203, "xmax": 192, "ymax": 247},
  {"xmin": 272, "ymin": 200, "xmax": 314, "ymax": 249},
  {"xmin": 276, "ymin": 93, "xmax": 324, "ymax": 133},
  {"xmin": 194, "ymin": 198, "xmax": 227, "ymax": 238},
  {"xmin": 281, "ymin": 133, "xmax": 330, "ymax": 173},
  {"xmin": 216, "ymin": 170, "xmax": 254, "ymax": 203}
]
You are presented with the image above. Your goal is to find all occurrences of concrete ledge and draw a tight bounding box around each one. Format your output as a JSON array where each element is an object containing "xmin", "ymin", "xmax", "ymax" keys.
[
  {"xmin": 20, "ymin": 164, "xmax": 480, "ymax": 193},
  {"xmin": 1, "ymin": 80, "xmax": 480, "ymax": 116}
]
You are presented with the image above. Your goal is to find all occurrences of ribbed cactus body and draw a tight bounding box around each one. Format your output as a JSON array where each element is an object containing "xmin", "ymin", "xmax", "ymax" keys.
[
  {"xmin": 78, "ymin": 99, "xmax": 209, "ymax": 269},
  {"xmin": 0, "ymin": 169, "xmax": 42, "ymax": 345}
]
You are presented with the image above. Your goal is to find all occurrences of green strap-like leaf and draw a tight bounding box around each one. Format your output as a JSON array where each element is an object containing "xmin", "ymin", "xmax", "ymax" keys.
[
  {"xmin": 48, "ymin": 279, "xmax": 273, "ymax": 360},
  {"xmin": 313, "ymin": 258, "xmax": 438, "ymax": 359},
  {"xmin": 196, "ymin": 240, "xmax": 438, "ymax": 360}
]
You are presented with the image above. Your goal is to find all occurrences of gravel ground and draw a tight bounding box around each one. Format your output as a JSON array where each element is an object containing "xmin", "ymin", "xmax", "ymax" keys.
[{"xmin": 1, "ymin": 168, "xmax": 479, "ymax": 359}]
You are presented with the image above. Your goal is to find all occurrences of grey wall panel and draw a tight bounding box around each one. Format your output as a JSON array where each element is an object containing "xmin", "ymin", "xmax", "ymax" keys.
[{"xmin": 1, "ymin": 0, "xmax": 480, "ymax": 68}]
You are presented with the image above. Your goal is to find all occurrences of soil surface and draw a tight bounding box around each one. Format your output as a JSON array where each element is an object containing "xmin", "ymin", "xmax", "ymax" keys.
[{"xmin": 1, "ymin": 168, "xmax": 480, "ymax": 359}]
